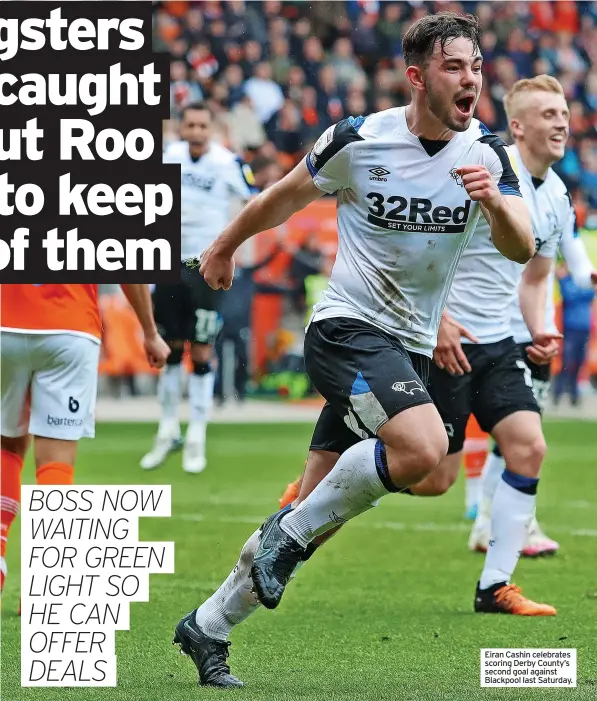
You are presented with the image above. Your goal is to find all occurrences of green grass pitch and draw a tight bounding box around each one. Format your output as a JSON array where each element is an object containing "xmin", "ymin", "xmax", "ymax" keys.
[{"xmin": 2, "ymin": 419, "xmax": 596, "ymax": 701}]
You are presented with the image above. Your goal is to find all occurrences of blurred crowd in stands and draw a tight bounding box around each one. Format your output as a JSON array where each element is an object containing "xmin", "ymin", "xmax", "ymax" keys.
[
  {"xmin": 154, "ymin": 0, "xmax": 597, "ymax": 226},
  {"xmin": 93, "ymin": 2, "xmax": 597, "ymax": 400}
]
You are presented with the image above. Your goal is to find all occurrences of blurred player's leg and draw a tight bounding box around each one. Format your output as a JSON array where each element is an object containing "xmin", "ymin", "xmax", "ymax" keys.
[
  {"xmin": 469, "ymin": 350, "xmax": 559, "ymax": 557},
  {"xmin": 1, "ymin": 332, "xmax": 34, "ymax": 597},
  {"xmin": 34, "ymin": 438, "xmax": 77, "ymax": 484},
  {"xmin": 183, "ymin": 267, "xmax": 222, "ymax": 473},
  {"xmin": 1, "ymin": 332, "xmax": 98, "ymax": 610},
  {"xmin": 251, "ymin": 319, "xmax": 447, "ymax": 610},
  {"xmin": 233, "ymin": 327, "xmax": 249, "ymax": 402},
  {"xmin": 279, "ymin": 476, "xmax": 302, "ymax": 509},
  {"xmin": 184, "ymin": 348, "xmax": 214, "ymax": 473},
  {"xmin": 0, "ymin": 438, "xmax": 27, "ymax": 597},
  {"xmin": 520, "ymin": 354, "xmax": 559, "ymax": 556},
  {"xmin": 28, "ymin": 333, "xmax": 99, "ymax": 487},
  {"xmin": 176, "ymin": 448, "xmax": 339, "ymax": 688},
  {"xmin": 462, "ymin": 416, "xmax": 489, "ymax": 520},
  {"xmin": 141, "ymin": 347, "xmax": 184, "ymax": 470},
  {"xmin": 475, "ymin": 411, "xmax": 555, "ymax": 615},
  {"xmin": 468, "ymin": 444, "xmax": 505, "ymax": 552},
  {"xmin": 141, "ymin": 281, "xmax": 185, "ymax": 470},
  {"xmin": 256, "ymin": 404, "xmax": 446, "ymax": 609}
]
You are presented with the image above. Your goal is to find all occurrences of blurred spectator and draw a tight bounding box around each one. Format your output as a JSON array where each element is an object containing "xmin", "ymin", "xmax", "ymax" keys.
[
  {"xmin": 170, "ymin": 60, "xmax": 203, "ymax": 117},
  {"xmin": 223, "ymin": 64, "xmax": 246, "ymax": 106},
  {"xmin": 182, "ymin": 7, "xmax": 205, "ymax": 44},
  {"xmin": 377, "ymin": 3, "xmax": 405, "ymax": 56},
  {"xmin": 554, "ymin": 263, "xmax": 596, "ymax": 406},
  {"xmin": 188, "ymin": 41, "xmax": 219, "ymax": 83},
  {"xmin": 223, "ymin": 94, "xmax": 267, "ymax": 152},
  {"xmin": 351, "ymin": 13, "xmax": 379, "ymax": 69},
  {"xmin": 300, "ymin": 86, "xmax": 325, "ymax": 143},
  {"xmin": 317, "ymin": 65, "xmax": 345, "ymax": 126},
  {"xmin": 244, "ymin": 62, "xmax": 285, "ymax": 123},
  {"xmin": 215, "ymin": 239, "xmax": 284, "ymax": 405},
  {"xmin": 289, "ymin": 233, "xmax": 326, "ymax": 316},
  {"xmin": 506, "ymin": 28, "xmax": 534, "ymax": 78},
  {"xmin": 225, "ymin": 1, "xmax": 268, "ymax": 45},
  {"xmin": 270, "ymin": 37, "xmax": 293, "ymax": 85},
  {"xmin": 329, "ymin": 38, "xmax": 366, "ymax": 87},
  {"xmin": 250, "ymin": 156, "xmax": 284, "ymax": 190},
  {"xmin": 267, "ymin": 99, "xmax": 303, "ymax": 155},
  {"xmin": 579, "ymin": 139, "xmax": 597, "ymax": 209},
  {"xmin": 302, "ymin": 37, "xmax": 325, "ymax": 86},
  {"xmin": 153, "ymin": 0, "xmax": 597, "ymax": 221},
  {"xmin": 584, "ymin": 71, "xmax": 597, "ymax": 111}
]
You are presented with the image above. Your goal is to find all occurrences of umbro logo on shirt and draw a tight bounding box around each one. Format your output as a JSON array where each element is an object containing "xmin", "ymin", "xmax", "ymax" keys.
[{"xmin": 369, "ymin": 166, "xmax": 390, "ymax": 181}]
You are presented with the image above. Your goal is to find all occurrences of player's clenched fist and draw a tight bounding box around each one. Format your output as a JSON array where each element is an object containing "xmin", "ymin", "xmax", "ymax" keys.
[
  {"xmin": 199, "ymin": 242, "xmax": 235, "ymax": 291},
  {"xmin": 456, "ymin": 165, "xmax": 501, "ymax": 207},
  {"xmin": 144, "ymin": 332, "xmax": 171, "ymax": 369}
]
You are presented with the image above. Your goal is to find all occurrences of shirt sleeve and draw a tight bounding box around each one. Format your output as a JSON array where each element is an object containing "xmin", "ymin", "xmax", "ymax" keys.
[
  {"xmin": 226, "ymin": 156, "xmax": 258, "ymax": 199},
  {"xmin": 305, "ymin": 117, "xmax": 365, "ymax": 194},
  {"xmin": 478, "ymin": 135, "xmax": 522, "ymax": 198},
  {"xmin": 162, "ymin": 148, "xmax": 181, "ymax": 165},
  {"xmin": 560, "ymin": 199, "xmax": 595, "ymax": 287},
  {"xmin": 537, "ymin": 207, "xmax": 564, "ymax": 260}
]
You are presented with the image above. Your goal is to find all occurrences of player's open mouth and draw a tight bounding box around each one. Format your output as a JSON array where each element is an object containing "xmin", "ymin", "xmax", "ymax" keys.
[
  {"xmin": 455, "ymin": 96, "xmax": 475, "ymax": 116},
  {"xmin": 550, "ymin": 134, "xmax": 565, "ymax": 144}
]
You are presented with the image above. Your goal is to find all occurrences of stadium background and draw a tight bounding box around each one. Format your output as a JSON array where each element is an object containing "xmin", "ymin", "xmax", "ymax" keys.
[
  {"xmin": 4, "ymin": 5, "xmax": 597, "ymax": 699},
  {"xmin": 93, "ymin": 0, "xmax": 597, "ymax": 405}
]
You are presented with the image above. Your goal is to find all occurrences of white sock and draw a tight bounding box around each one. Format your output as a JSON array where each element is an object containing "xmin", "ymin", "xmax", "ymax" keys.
[
  {"xmin": 477, "ymin": 451, "xmax": 506, "ymax": 523},
  {"xmin": 194, "ymin": 520, "xmax": 308, "ymax": 641},
  {"xmin": 195, "ymin": 529, "xmax": 261, "ymax": 641},
  {"xmin": 479, "ymin": 471, "xmax": 537, "ymax": 589},
  {"xmin": 188, "ymin": 371, "xmax": 215, "ymax": 424},
  {"xmin": 158, "ymin": 364, "xmax": 182, "ymax": 425},
  {"xmin": 465, "ymin": 476, "xmax": 481, "ymax": 512},
  {"xmin": 280, "ymin": 438, "xmax": 391, "ymax": 548}
]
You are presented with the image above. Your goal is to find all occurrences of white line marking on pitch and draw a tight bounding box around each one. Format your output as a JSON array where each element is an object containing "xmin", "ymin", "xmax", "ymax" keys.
[{"xmin": 175, "ymin": 514, "xmax": 597, "ymax": 537}]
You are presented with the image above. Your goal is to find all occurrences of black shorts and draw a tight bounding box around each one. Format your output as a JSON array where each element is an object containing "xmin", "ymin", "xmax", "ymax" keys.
[
  {"xmin": 517, "ymin": 342, "xmax": 552, "ymax": 411},
  {"xmin": 428, "ymin": 336, "xmax": 540, "ymax": 455},
  {"xmin": 305, "ymin": 317, "xmax": 433, "ymax": 455},
  {"xmin": 153, "ymin": 264, "xmax": 223, "ymax": 344}
]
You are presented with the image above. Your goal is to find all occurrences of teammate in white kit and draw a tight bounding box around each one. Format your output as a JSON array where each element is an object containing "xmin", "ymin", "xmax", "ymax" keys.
[
  {"xmin": 467, "ymin": 76, "xmax": 597, "ymax": 556},
  {"xmin": 141, "ymin": 102, "xmax": 256, "ymax": 473},
  {"xmin": 172, "ymin": 13, "xmax": 534, "ymax": 688}
]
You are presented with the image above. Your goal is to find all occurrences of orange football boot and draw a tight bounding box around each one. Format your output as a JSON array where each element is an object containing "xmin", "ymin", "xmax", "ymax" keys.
[
  {"xmin": 279, "ymin": 477, "xmax": 302, "ymax": 509},
  {"xmin": 475, "ymin": 583, "xmax": 556, "ymax": 616}
]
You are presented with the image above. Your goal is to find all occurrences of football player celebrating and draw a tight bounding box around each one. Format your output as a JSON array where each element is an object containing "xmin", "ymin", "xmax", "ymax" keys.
[{"xmin": 173, "ymin": 13, "xmax": 534, "ymax": 688}]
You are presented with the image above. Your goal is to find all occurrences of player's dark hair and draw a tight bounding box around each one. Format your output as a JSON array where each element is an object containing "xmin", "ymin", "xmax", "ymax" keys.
[
  {"xmin": 181, "ymin": 101, "xmax": 213, "ymax": 120},
  {"xmin": 402, "ymin": 12, "xmax": 481, "ymax": 68}
]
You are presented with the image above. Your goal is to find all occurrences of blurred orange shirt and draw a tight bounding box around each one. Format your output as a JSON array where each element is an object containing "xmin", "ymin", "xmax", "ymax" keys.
[{"xmin": 0, "ymin": 284, "xmax": 102, "ymax": 342}]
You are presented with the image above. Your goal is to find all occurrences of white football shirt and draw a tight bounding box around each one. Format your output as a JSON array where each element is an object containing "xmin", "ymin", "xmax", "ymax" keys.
[
  {"xmin": 507, "ymin": 151, "xmax": 578, "ymax": 343},
  {"xmin": 163, "ymin": 140, "xmax": 255, "ymax": 261},
  {"xmin": 306, "ymin": 108, "xmax": 521, "ymax": 357},
  {"xmin": 512, "ymin": 216, "xmax": 595, "ymax": 343},
  {"xmin": 447, "ymin": 145, "xmax": 561, "ymax": 343}
]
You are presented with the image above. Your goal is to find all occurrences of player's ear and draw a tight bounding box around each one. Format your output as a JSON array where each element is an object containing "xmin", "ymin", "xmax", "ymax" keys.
[
  {"xmin": 405, "ymin": 65, "xmax": 426, "ymax": 92},
  {"xmin": 509, "ymin": 118, "xmax": 523, "ymax": 141}
]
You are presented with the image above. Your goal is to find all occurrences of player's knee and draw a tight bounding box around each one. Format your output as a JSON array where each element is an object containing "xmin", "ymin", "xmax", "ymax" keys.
[
  {"xmin": 506, "ymin": 433, "xmax": 546, "ymax": 476},
  {"xmin": 414, "ymin": 438, "xmax": 448, "ymax": 481},
  {"xmin": 190, "ymin": 343, "xmax": 213, "ymax": 365},
  {"xmin": 1, "ymin": 435, "xmax": 28, "ymax": 459},
  {"xmin": 387, "ymin": 435, "xmax": 446, "ymax": 485},
  {"xmin": 426, "ymin": 465, "xmax": 458, "ymax": 495},
  {"xmin": 192, "ymin": 361, "xmax": 212, "ymax": 375},
  {"xmin": 527, "ymin": 434, "xmax": 547, "ymax": 466},
  {"xmin": 166, "ymin": 347, "xmax": 184, "ymax": 366}
]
